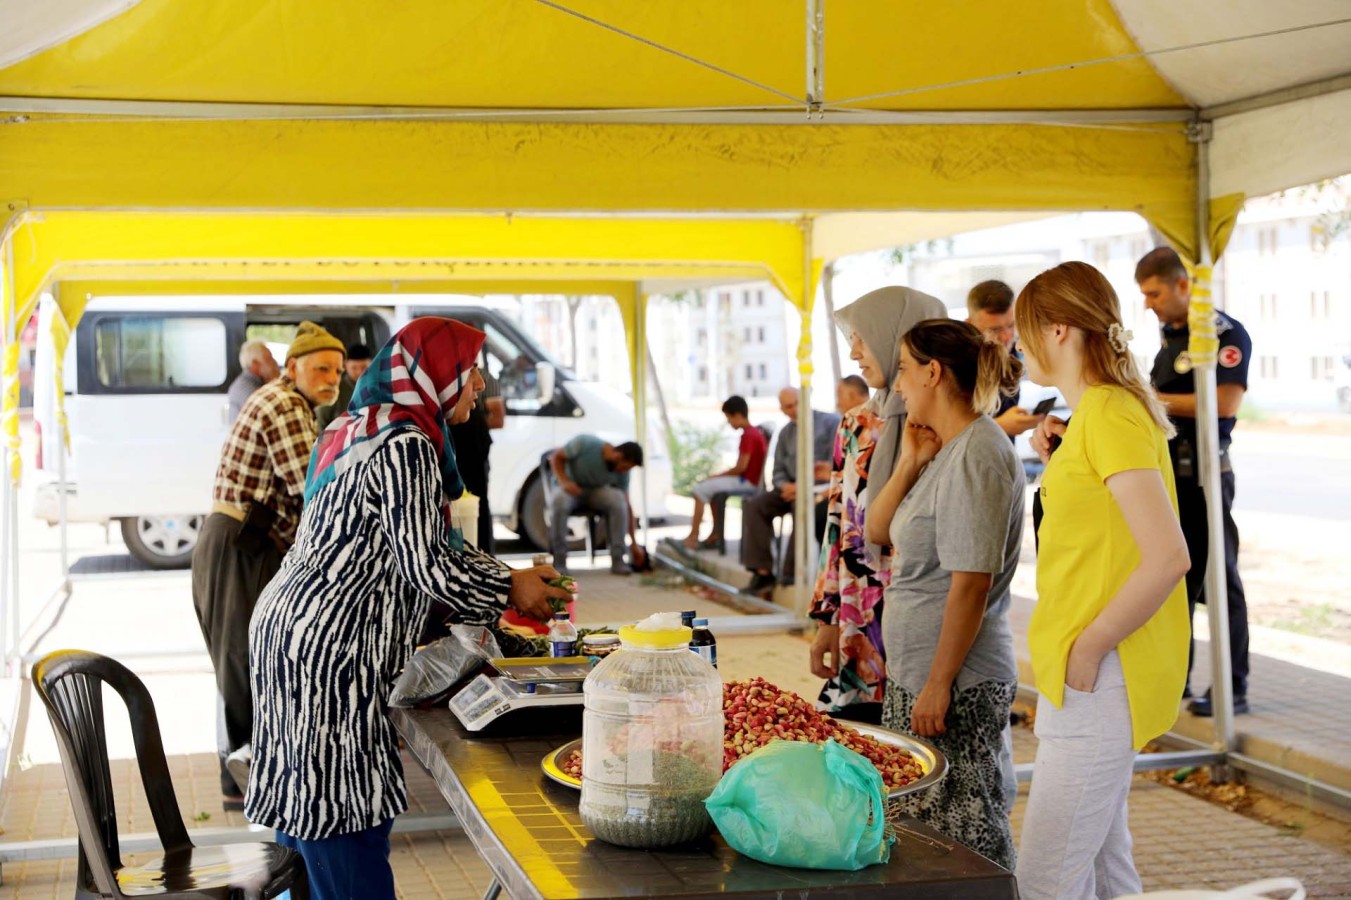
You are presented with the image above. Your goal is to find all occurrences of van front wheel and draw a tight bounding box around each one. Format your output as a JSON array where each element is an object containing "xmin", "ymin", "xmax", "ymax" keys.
[{"xmin": 121, "ymin": 515, "xmax": 203, "ymax": 570}]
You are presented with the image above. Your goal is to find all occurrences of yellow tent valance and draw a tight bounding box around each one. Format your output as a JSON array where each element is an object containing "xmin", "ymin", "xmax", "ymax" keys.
[{"xmin": 4, "ymin": 210, "xmax": 814, "ymax": 331}]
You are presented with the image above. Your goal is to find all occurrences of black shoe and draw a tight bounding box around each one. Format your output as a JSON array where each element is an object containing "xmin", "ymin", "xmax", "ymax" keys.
[
  {"xmin": 746, "ymin": 572, "xmax": 776, "ymax": 598},
  {"xmin": 1187, "ymin": 694, "xmax": 1249, "ymax": 717},
  {"xmin": 1182, "ymin": 685, "xmax": 1193, "ymax": 700}
]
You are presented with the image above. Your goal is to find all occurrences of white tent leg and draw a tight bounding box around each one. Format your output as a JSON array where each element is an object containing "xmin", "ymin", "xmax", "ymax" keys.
[
  {"xmin": 1192, "ymin": 122, "xmax": 1236, "ymax": 757},
  {"xmin": 635, "ymin": 291, "xmax": 650, "ymax": 549},
  {"xmin": 793, "ymin": 218, "xmax": 816, "ymax": 619}
]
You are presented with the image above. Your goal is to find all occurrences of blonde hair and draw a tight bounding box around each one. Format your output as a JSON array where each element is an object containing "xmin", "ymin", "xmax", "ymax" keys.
[
  {"xmin": 902, "ymin": 319, "xmax": 1023, "ymax": 417},
  {"xmin": 1015, "ymin": 262, "xmax": 1174, "ymax": 438}
]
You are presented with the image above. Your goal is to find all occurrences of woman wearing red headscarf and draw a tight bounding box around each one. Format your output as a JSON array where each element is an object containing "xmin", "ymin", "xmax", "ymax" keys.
[{"xmin": 245, "ymin": 318, "xmax": 567, "ymax": 899}]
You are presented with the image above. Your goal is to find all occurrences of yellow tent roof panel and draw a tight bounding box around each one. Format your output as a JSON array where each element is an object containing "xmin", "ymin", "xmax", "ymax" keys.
[{"xmin": 0, "ymin": 0, "xmax": 1185, "ymax": 110}]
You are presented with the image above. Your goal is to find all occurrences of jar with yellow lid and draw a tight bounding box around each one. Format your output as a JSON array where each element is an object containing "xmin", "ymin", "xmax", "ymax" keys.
[{"xmin": 579, "ymin": 621, "xmax": 722, "ymax": 847}]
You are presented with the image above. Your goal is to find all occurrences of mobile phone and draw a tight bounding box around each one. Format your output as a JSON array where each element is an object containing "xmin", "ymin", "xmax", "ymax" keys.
[{"xmin": 1032, "ymin": 397, "xmax": 1057, "ymax": 416}]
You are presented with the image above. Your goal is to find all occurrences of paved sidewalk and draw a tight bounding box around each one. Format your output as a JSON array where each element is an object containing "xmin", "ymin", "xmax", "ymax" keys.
[
  {"xmin": 2, "ymin": 550, "xmax": 1348, "ymax": 897},
  {"xmin": 4, "ymin": 629, "xmax": 1349, "ymax": 897}
]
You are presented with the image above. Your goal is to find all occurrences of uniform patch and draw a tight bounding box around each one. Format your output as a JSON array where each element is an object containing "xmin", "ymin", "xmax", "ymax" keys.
[
  {"xmin": 1173, "ymin": 352, "xmax": 1193, "ymax": 374},
  {"xmin": 1219, "ymin": 346, "xmax": 1244, "ymax": 368}
]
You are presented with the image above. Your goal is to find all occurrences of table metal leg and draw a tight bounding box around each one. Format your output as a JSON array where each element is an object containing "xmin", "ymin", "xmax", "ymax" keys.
[{"xmin": 482, "ymin": 877, "xmax": 502, "ymax": 900}]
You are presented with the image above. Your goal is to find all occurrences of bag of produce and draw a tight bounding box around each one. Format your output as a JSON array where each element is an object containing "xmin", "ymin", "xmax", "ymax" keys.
[
  {"xmin": 389, "ymin": 625, "xmax": 508, "ymax": 708},
  {"xmin": 704, "ymin": 738, "xmax": 893, "ymax": 871}
]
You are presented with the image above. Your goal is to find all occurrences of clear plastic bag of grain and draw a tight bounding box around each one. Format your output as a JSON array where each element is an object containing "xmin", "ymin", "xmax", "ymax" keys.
[{"xmin": 579, "ymin": 613, "xmax": 722, "ymax": 848}]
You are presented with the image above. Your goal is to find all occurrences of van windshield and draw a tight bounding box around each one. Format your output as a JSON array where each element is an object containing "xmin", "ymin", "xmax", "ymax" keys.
[{"xmin": 479, "ymin": 320, "xmax": 551, "ymax": 411}]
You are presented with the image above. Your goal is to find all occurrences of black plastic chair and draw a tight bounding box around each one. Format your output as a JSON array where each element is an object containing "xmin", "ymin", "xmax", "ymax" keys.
[{"xmin": 32, "ymin": 650, "xmax": 308, "ymax": 899}]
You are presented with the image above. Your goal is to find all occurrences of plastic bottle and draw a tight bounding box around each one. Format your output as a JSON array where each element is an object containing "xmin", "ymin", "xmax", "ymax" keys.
[
  {"xmin": 580, "ymin": 621, "xmax": 723, "ymax": 848},
  {"xmin": 548, "ymin": 612, "xmax": 578, "ymax": 658},
  {"xmin": 690, "ymin": 618, "xmax": 717, "ymax": 669}
]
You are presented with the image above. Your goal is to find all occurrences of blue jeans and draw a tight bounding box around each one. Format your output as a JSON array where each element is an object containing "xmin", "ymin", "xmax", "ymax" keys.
[{"xmin": 276, "ymin": 819, "xmax": 395, "ymax": 900}]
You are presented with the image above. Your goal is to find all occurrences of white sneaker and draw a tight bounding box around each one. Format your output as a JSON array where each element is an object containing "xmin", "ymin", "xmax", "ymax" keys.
[{"xmin": 226, "ymin": 743, "xmax": 253, "ymax": 795}]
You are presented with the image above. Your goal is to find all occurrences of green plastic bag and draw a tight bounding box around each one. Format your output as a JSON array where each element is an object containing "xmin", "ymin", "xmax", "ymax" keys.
[{"xmin": 704, "ymin": 738, "xmax": 893, "ymax": 871}]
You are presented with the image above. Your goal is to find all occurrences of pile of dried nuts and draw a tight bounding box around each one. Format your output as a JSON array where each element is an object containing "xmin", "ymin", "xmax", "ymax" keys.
[
  {"xmin": 723, "ymin": 678, "xmax": 923, "ymax": 791},
  {"xmin": 562, "ymin": 678, "xmax": 924, "ymax": 792}
]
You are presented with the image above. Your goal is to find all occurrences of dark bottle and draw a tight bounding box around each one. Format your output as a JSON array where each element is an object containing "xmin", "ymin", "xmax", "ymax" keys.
[
  {"xmin": 680, "ymin": 610, "xmax": 697, "ymax": 630},
  {"xmin": 690, "ymin": 618, "xmax": 717, "ymax": 669}
]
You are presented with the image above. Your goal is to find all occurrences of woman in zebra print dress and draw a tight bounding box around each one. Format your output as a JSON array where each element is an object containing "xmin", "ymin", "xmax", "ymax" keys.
[{"xmin": 245, "ymin": 318, "xmax": 566, "ymax": 899}]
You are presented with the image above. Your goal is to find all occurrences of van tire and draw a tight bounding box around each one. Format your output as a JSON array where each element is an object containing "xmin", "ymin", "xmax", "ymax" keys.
[
  {"xmin": 121, "ymin": 515, "xmax": 202, "ymax": 570},
  {"xmin": 519, "ymin": 477, "xmax": 610, "ymax": 553},
  {"xmin": 519, "ymin": 477, "xmax": 550, "ymax": 550}
]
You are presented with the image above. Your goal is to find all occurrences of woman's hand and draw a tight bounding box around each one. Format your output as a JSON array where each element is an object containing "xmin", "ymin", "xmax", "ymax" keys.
[
  {"xmin": 1064, "ymin": 639, "xmax": 1104, "ymax": 693},
  {"xmin": 508, "ymin": 566, "xmax": 573, "ymax": 621},
  {"xmin": 910, "ymin": 679, "xmax": 952, "ymax": 737},
  {"xmin": 1030, "ymin": 415, "xmax": 1068, "ymax": 463},
  {"xmin": 901, "ymin": 421, "xmax": 942, "ymax": 469},
  {"xmin": 809, "ymin": 624, "xmax": 841, "ymax": 679}
]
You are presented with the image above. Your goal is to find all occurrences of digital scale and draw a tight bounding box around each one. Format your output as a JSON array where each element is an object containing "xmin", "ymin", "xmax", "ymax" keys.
[{"xmin": 448, "ymin": 657, "xmax": 592, "ymax": 732}]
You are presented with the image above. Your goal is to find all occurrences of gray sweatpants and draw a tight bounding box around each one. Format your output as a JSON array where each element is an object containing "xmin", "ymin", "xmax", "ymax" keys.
[
  {"xmin": 1016, "ymin": 651, "xmax": 1143, "ymax": 900},
  {"xmin": 549, "ymin": 485, "xmax": 627, "ymax": 568}
]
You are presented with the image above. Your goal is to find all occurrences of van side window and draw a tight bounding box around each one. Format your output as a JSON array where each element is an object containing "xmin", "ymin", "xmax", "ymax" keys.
[{"xmin": 93, "ymin": 316, "xmax": 229, "ymax": 390}]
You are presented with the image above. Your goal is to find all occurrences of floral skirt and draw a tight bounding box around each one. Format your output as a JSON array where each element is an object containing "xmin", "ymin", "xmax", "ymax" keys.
[{"xmin": 883, "ymin": 678, "xmax": 1017, "ymax": 871}]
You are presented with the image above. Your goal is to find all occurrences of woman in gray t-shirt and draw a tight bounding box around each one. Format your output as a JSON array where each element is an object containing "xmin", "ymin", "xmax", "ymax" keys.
[{"xmin": 865, "ymin": 319, "xmax": 1025, "ymax": 870}]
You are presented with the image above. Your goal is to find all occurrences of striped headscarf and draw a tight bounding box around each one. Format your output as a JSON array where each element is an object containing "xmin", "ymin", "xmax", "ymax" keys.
[{"xmin": 305, "ymin": 317, "xmax": 486, "ymax": 505}]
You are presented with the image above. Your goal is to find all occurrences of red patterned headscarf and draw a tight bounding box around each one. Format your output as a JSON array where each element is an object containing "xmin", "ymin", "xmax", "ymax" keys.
[{"xmin": 306, "ymin": 317, "xmax": 486, "ymax": 504}]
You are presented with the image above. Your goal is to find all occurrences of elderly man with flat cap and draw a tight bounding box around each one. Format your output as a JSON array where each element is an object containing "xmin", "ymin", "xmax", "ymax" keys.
[{"xmin": 192, "ymin": 321, "xmax": 345, "ymax": 809}]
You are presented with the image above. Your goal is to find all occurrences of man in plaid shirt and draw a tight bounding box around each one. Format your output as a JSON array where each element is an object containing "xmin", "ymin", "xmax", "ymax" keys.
[{"xmin": 192, "ymin": 321, "xmax": 346, "ymax": 808}]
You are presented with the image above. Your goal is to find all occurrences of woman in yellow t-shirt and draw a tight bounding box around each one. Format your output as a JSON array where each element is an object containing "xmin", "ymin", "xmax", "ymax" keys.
[{"xmin": 1012, "ymin": 262, "xmax": 1191, "ymax": 900}]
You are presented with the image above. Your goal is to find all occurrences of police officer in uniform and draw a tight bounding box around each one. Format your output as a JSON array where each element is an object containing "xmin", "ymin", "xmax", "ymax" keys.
[{"xmin": 1136, "ymin": 247, "xmax": 1252, "ymax": 716}]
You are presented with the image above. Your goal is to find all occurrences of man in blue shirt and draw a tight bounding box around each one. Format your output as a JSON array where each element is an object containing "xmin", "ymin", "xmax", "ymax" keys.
[
  {"xmin": 1137, "ymin": 247, "xmax": 1253, "ymax": 716},
  {"xmin": 548, "ymin": 436, "xmax": 646, "ymax": 575}
]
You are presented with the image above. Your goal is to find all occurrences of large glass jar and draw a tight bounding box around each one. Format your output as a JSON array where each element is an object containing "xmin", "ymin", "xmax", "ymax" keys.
[{"xmin": 579, "ymin": 623, "xmax": 722, "ymax": 848}]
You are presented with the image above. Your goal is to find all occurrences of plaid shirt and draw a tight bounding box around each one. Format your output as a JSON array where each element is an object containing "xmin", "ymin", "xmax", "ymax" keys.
[{"xmin": 213, "ymin": 376, "xmax": 318, "ymax": 547}]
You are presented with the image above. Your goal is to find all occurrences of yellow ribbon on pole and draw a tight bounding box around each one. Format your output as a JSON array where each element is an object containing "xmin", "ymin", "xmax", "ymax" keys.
[{"xmin": 1186, "ymin": 264, "xmax": 1218, "ymax": 366}]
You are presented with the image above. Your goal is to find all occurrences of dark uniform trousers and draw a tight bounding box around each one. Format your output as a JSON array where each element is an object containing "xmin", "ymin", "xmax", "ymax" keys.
[
  {"xmin": 1176, "ymin": 467, "xmax": 1249, "ymax": 698},
  {"xmin": 191, "ymin": 512, "xmax": 284, "ymax": 795},
  {"xmin": 741, "ymin": 487, "xmax": 829, "ymax": 580}
]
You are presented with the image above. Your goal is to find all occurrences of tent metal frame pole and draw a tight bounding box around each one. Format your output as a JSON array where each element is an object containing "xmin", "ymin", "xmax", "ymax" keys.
[
  {"xmin": 0, "ymin": 96, "xmax": 1195, "ymax": 126},
  {"xmin": 1202, "ymin": 72, "xmax": 1351, "ymax": 120},
  {"xmin": 2, "ymin": 232, "xmax": 15, "ymax": 671},
  {"xmin": 1191, "ymin": 119, "xmax": 1237, "ymax": 758},
  {"xmin": 805, "ymin": 0, "xmax": 825, "ymax": 114},
  {"xmin": 793, "ymin": 219, "xmax": 815, "ymax": 620},
  {"xmin": 635, "ymin": 290, "xmax": 650, "ymax": 551}
]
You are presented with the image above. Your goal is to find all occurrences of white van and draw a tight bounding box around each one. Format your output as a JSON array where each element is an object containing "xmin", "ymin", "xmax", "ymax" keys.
[{"xmin": 32, "ymin": 294, "xmax": 671, "ymax": 568}]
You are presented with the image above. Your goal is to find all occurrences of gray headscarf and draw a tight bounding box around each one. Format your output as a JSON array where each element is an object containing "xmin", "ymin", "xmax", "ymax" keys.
[{"xmin": 834, "ymin": 286, "xmax": 948, "ymax": 555}]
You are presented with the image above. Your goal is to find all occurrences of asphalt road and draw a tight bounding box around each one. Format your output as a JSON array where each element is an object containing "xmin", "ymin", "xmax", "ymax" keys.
[{"xmin": 1229, "ymin": 430, "xmax": 1351, "ymax": 522}]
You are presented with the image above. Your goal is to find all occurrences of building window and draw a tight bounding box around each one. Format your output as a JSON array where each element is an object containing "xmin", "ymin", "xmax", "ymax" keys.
[
  {"xmin": 743, "ymin": 326, "xmax": 752, "ymax": 342},
  {"xmin": 1259, "ymin": 355, "xmax": 1280, "ymax": 379},
  {"xmin": 697, "ymin": 327, "xmax": 707, "ymax": 348},
  {"xmin": 744, "ymin": 364, "xmax": 754, "ymax": 380},
  {"xmin": 755, "ymin": 290, "xmax": 766, "ymax": 307},
  {"xmin": 758, "ymin": 363, "xmax": 767, "ymax": 379},
  {"xmin": 757, "ymin": 326, "xmax": 766, "ymax": 342},
  {"xmin": 1093, "ymin": 241, "xmax": 1111, "ymax": 271},
  {"xmin": 1315, "ymin": 356, "xmax": 1335, "ymax": 381},
  {"xmin": 698, "ymin": 365, "xmax": 707, "ymax": 382}
]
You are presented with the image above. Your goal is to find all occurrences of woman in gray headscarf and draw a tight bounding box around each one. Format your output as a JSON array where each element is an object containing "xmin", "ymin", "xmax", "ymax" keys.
[{"xmin": 808, "ymin": 287, "xmax": 947, "ymax": 723}]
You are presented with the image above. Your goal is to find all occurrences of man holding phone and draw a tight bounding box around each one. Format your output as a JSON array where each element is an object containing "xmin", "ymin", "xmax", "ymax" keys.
[{"xmin": 967, "ymin": 280, "xmax": 1045, "ymax": 439}]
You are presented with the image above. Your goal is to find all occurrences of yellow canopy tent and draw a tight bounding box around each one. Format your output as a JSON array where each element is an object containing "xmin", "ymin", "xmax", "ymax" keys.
[{"xmin": 1, "ymin": 0, "xmax": 1349, "ymax": 753}]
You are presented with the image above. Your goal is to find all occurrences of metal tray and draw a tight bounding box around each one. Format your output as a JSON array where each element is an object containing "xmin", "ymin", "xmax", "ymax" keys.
[{"xmin": 540, "ymin": 720, "xmax": 947, "ymax": 799}]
